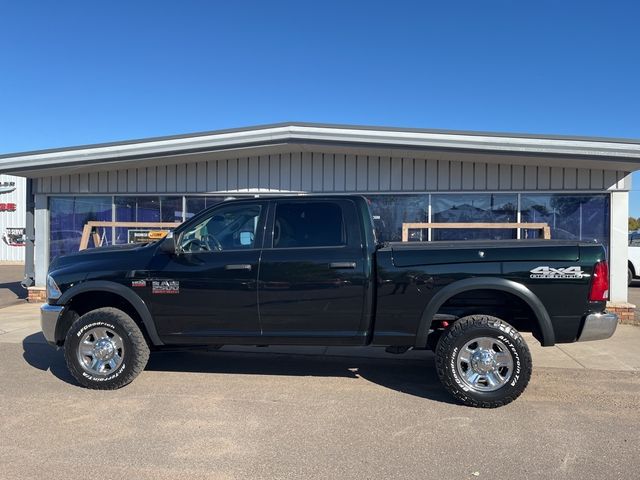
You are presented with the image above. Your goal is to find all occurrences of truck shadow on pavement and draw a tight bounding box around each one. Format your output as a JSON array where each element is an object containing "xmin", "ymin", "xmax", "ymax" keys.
[{"xmin": 22, "ymin": 333, "xmax": 457, "ymax": 405}]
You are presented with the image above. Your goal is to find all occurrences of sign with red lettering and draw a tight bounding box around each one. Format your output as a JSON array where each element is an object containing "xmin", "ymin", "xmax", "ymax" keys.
[{"xmin": 0, "ymin": 203, "xmax": 17, "ymax": 212}]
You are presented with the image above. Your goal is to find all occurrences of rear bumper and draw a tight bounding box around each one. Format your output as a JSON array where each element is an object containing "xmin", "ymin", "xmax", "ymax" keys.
[
  {"xmin": 40, "ymin": 303, "xmax": 64, "ymax": 346},
  {"xmin": 577, "ymin": 312, "xmax": 618, "ymax": 342}
]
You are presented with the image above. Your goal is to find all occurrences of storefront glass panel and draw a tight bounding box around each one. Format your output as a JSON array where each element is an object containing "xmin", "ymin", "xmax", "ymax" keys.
[
  {"xmin": 49, "ymin": 196, "xmax": 112, "ymax": 260},
  {"xmin": 431, "ymin": 194, "xmax": 518, "ymax": 241},
  {"xmin": 520, "ymin": 194, "xmax": 610, "ymax": 248},
  {"xmin": 185, "ymin": 196, "xmax": 229, "ymax": 219},
  {"xmin": 114, "ymin": 196, "xmax": 182, "ymax": 244},
  {"xmin": 365, "ymin": 195, "xmax": 428, "ymax": 242}
]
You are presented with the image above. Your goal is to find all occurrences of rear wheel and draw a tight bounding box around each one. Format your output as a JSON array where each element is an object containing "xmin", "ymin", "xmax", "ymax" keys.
[
  {"xmin": 64, "ymin": 307, "xmax": 150, "ymax": 389},
  {"xmin": 628, "ymin": 267, "xmax": 634, "ymax": 286},
  {"xmin": 435, "ymin": 315, "xmax": 532, "ymax": 408}
]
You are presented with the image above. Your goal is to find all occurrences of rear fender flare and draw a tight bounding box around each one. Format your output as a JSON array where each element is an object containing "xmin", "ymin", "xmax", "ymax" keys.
[
  {"xmin": 57, "ymin": 280, "xmax": 163, "ymax": 346},
  {"xmin": 415, "ymin": 277, "xmax": 555, "ymax": 347}
]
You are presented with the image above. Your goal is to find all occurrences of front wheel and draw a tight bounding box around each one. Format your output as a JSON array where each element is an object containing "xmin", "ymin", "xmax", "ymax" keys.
[
  {"xmin": 64, "ymin": 307, "xmax": 150, "ymax": 389},
  {"xmin": 435, "ymin": 315, "xmax": 532, "ymax": 408}
]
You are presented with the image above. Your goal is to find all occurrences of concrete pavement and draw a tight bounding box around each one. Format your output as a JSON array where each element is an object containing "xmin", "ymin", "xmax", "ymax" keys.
[
  {"xmin": 2, "ymin": 302, "xmax": 639, "ymax": 371},
  {"xmin": 1, "ymin": 303, "xmax": 639, "ymax": 480}
]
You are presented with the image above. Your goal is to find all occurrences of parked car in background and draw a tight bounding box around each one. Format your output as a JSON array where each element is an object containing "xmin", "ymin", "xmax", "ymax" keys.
[{"xmin": 628, "ymin": 231, "xmax": 640, "ymax": 285}]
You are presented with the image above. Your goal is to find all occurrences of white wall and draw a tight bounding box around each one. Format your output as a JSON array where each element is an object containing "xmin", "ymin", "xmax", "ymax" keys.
[
  {"xmin": 0, "ymin": 174, "xmax": 25, "ymax": 262},
  {"xmin": 34, "ymin": 151, "xmax": 629, "ymax": 194}
]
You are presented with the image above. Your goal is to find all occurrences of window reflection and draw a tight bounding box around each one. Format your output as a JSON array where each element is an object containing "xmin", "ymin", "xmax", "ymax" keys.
[
  {"xmin": 48, "ymin": 193, "xmax": 612, "ymax": 260},
  {"xmin": 520, "ymin": 194, "xmax": 609, "ymax": 248},
  {"xmin": 185, "ymin": 196, "xmax": 230, "ymax": 219},
  {"xmin": 49, "ymin": 196, "xmax": 112, "ymax": 260},
  {"xmin": 431, "ymin": 194, "xmax": 518, "ymax": 241},
  {"xmin": 365, "ymin": 195, "xmax": 428, "ymax": 242},
  {"xmin": 114, "ymin": 196, "xmax": 182, "ymax": 244}
]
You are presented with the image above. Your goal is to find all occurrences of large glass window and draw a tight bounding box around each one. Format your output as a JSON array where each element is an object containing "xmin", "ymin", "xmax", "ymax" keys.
[
  {"xmin": 520, "ymin": 194, "xmax": 610, "ymax": 248},
  {"xmin": 366, "ymin": 195, "xmax": 428, "ymax": 242},
  {"xmin": 114, "ymin": 196, "xmax": 182, "ymax": 244},
  {"xmin": 49, "ymin": 196, "xmax": 112, "ymax": 260},
  {"xmin": 47, "ymin": 193, "xmax": 611, "ymax": 261},
  {"xmin": 185, "ymin": 196, "xmax": 230, "ymax": 219},
  {"xmin": 431, "ymin": 194, "xmax": 518, "ymax": 241}
]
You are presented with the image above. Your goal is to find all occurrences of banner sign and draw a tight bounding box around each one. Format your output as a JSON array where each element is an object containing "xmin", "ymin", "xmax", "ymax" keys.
[
  {"xmin": 2, "ymin": 227, "xmax": 25, "ymax": 247},
  {"xmin": 127, "ymin": 229, "xmax": 169, "ymax": 244},
  {"xmin": 0, "ymin": 203, "xmax": 17, "ymax": 212}
]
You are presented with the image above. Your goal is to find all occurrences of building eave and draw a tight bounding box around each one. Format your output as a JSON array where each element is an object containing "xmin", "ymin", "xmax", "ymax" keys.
[{"xmin": 2, "ymin": 122, "xmax": 640, "ymax": 176}]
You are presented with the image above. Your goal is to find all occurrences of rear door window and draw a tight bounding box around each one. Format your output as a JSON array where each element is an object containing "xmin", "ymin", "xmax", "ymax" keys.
[{"xmin": 273, "ymin": 202, "xmax": 346, "ymax": 248}]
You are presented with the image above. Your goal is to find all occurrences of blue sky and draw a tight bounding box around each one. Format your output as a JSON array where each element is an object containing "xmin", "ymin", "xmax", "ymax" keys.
[{"xmin": 1, "ymin": 1, "xmax": 639, "ymax": 213}]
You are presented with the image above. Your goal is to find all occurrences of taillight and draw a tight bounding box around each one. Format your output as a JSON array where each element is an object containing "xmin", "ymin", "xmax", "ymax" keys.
[{"xmin": 589, "ymin": 261, "xmax": 609, "ymax": 302}]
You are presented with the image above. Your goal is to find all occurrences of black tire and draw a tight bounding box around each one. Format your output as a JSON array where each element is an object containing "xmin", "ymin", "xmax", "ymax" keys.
[
  {"xmin": 435, "ymin": 315, "xmax": 532, "ymax": 408},
  {"xmin": 628, "ymin": 268, "xmax": 633, "ymax": 287},
  {"xmin": 64, "ymin": 307, "xmax": 150, "ymax": 389}
]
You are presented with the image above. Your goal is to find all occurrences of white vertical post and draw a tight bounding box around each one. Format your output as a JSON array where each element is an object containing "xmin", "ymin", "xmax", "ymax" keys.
[
  {"xmin": 34, "ymin": 194, "xmax": 49, "ymax": 287},
  {"xmin": 609, "ymin": 189, "xmax": 629, "ymax": 303}
]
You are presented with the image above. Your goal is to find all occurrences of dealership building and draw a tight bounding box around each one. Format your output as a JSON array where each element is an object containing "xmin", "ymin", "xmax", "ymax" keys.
[
  {"xmin": 0, "ymin": 174, "xmax": 26, "ymax": 263},
  {"xmin": 0, "ymin": 123, "xmax": 639, "ymax": 313}
]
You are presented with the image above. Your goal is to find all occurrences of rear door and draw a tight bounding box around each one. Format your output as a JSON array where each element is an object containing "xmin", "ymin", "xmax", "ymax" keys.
[{"xmin": 258, "ymin": 198, "xmax": 367, "ymax": 344}]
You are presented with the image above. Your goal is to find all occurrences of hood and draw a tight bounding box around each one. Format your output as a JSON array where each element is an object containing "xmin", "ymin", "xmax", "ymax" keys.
[{"xmin": 49, "ymin": 242, "xmax": 155, "ymax": 271}]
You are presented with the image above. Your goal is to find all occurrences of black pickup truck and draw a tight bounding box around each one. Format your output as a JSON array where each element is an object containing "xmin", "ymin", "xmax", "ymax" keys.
[{"xmin": 41, "ymin": 195, "xmax": 617, "ymax": 407}]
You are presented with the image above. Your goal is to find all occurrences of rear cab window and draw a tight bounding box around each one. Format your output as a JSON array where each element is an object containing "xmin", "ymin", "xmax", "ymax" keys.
[{"xmin": 270, "ymin": 199, "xmax": 362, "ymax": 249}]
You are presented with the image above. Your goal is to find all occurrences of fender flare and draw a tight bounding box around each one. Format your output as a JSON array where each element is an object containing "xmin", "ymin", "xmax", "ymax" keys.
[
  {"xmin": 415, "ymin": 277, "xmax": 555, "ymax": 347},
  {"xmin": 57, "ymin": 280, "xmax": 164, "ymax": 346}
]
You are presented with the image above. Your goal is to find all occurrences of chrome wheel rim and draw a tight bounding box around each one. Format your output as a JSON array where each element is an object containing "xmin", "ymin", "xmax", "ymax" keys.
[
  {"xmin": 76, "ymin": 327, "xmax": 125, "ymax": 376},
  {"xmin": 456, "ymin": 336, "xmax": 514, "ymax": 392}
]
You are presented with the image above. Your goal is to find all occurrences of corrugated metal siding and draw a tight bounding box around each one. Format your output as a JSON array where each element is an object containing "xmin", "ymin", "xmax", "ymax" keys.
[
  {"xmin": 0, "ymin": 174, "xmax": 26, "ymax": 262},
  {"xmin": 35, "ymin": 152, "xmax": 628, "ymax": 194}
]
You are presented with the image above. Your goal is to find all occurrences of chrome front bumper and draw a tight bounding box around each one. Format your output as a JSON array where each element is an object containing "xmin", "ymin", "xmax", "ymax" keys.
[
  {"xmin": 40, "ymin": 303, "xmax": 64, "ymax": 346},
  {"xmin": 577, "ymin": 312, "xmax": 618, "ymax": 342}
]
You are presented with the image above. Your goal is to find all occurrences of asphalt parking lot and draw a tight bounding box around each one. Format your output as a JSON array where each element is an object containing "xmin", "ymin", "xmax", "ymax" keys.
[
  {"xmin": 1, "ymin": 328, "xmax": 639, "ymax": 479},
  {"xmin": 1, "ymin": 267, "xmax": 639, "ymax": 480},
  {"xmin": 627, "ymin": 280, "xmax": 640, "ymax": 323},
  {"xmin": 0, "ymin": 263, "xmax": 26, "ymax": 308}
]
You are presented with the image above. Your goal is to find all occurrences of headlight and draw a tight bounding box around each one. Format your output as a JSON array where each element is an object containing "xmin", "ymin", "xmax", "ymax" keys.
[{"xmin": 47, "ymin": 274, "xmax": 62, "ymax": 300}]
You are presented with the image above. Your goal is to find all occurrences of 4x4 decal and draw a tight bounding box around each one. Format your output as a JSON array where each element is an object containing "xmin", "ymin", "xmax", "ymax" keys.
[{"xmin": 529, "ymin": 266, "xmax": 585, "ymax": 279}]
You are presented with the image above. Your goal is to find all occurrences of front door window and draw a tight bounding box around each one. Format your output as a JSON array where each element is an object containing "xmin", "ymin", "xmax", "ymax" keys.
[{"xmin": 179, "ymin": 204, "xmax": 262, "ymax": 253}]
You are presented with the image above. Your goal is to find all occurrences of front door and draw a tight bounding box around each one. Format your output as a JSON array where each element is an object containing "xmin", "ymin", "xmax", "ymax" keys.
[
  {"xmin": 258, "ymin": 199, "xmax": 367, "ymax": 344},
  {"xmin": 148, "ymin": 200, "xmax": 267, "ymax": 344}
]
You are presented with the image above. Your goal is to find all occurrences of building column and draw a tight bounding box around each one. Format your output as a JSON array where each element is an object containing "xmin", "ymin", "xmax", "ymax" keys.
[
  {"xmin": 34, "ymin": 194, "xmax": 49, "ymax": 287},
  {"xmin": 609, "ymin": 190, "xmax": 628, "ymax": 303}
]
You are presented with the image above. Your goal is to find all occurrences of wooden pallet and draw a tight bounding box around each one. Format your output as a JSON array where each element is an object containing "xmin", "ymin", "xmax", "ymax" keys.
[
  {"xmin": 401, "ymin": 222, "xmax": 551, "ymax": 242},
  {"xmin": 79, "ymin": 221, "xmax": 181, "ymax": 250}
]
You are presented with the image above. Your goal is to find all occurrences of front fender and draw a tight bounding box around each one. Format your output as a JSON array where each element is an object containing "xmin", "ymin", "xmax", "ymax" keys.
[
  {"xmin": 415, "ymin": 277, "xmax": 555, "ymax": 347},
  {"xmin": 57, "ymin": 280, "xmax": 163, "ymax": 346}
]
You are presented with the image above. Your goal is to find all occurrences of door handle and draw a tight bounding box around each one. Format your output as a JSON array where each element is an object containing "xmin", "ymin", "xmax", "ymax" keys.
[
  {"xmin": 329, "ymin": 262, "xmax": 356, "ymax": 269},
  {"xmin": 225, "ymin": 264, "xmax": 252, "ymax": 271}
]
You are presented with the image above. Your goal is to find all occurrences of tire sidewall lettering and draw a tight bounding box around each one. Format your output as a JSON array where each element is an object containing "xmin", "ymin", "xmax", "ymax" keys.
[
  {"xmin": 76, "ymin": 321, "xmax": 117, "ymax": 338},
  {"xmin": 74, "ymin": 320, "xmax": 127, "ymax": 384},
  {"xmin": 449, "ymin": 346, "xmax": 470, "ymax": 392}
]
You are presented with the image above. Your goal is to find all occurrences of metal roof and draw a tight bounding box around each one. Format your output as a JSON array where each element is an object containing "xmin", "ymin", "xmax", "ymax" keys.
[{"xmin": 2, "ymin": 122, "xmax": 640, "ymax": 176}]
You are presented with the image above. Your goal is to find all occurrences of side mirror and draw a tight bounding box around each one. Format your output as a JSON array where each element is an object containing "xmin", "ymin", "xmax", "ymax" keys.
[{"xmin": 159, "ymin": 231, "xmax": 177, "ymax": 255}]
